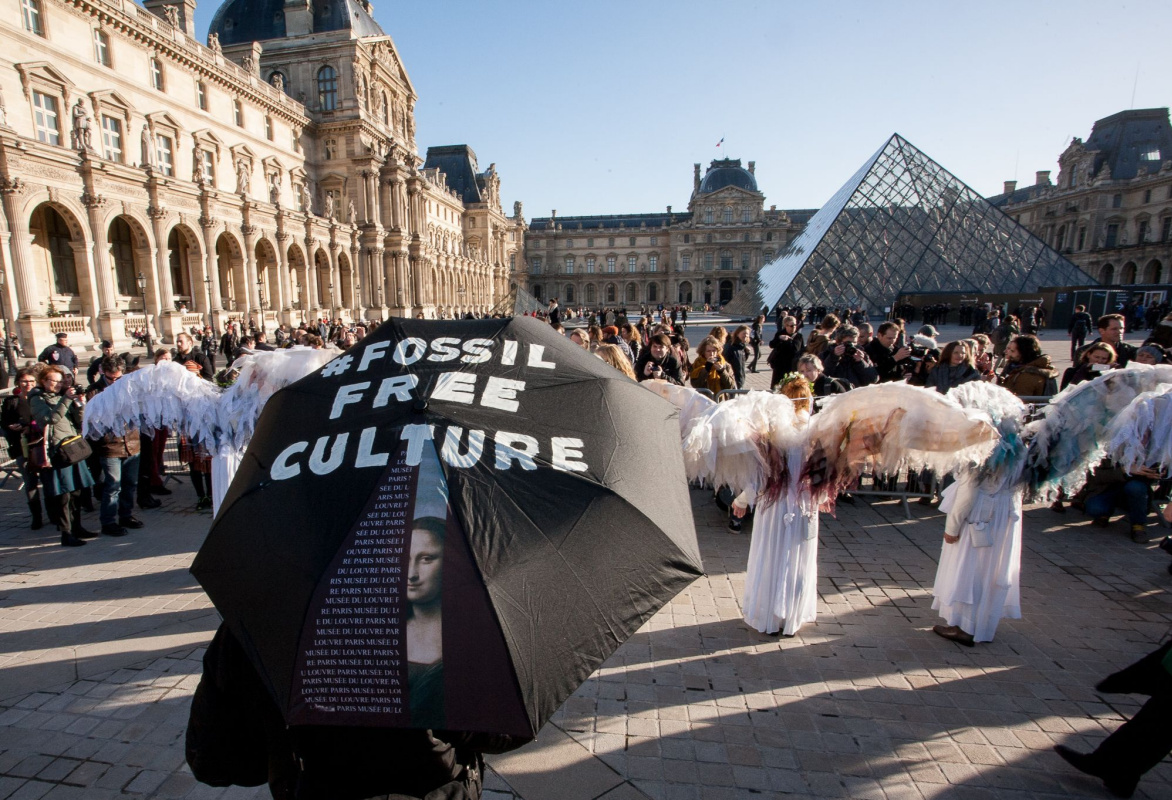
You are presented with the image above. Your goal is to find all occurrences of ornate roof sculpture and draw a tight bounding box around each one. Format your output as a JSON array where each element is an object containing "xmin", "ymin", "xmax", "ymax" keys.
[
  {"xmin": 727, "ymin": 134, "xmax": 1098, "ymax": 315},
  {"xmin": 209, "ymin": 0, "xmax": 385, "ymax": 46}
]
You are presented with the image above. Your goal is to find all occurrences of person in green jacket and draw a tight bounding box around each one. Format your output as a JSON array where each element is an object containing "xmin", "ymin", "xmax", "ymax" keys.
[{"xmin": 28, "ymin": 366, "xmax": 95, "ymax": 546}]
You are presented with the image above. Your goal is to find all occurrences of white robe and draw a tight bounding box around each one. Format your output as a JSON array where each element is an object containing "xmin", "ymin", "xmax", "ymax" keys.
[
  {"xmin": 736, "ymin": 446, "xmax": 820, "ymax": 636},
  {"xmin": 931, "ymin": 473, "xmax": 1023, "ymax": 642}
]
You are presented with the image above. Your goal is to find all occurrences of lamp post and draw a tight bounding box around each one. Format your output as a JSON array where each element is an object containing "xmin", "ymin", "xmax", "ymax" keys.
[
  {"xmin": 0, "ymin": 270, "xmax": 15, "ymax": 377},
  {"xmin": 256, "ymin": 278, "xmax": 266, "ymax": 338},
  {"xmin": 203, "ymin": 276, "xmax": 213, "ymax": 331},
  {"xmin": 136, "ymin": 273, "xmax": 153, "ymax": 352}
]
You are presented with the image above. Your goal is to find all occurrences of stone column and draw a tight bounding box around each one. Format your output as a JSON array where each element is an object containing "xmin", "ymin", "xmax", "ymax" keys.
[
  {"xmin": 275, "ymin": 232, "xmax": 291, "ymax": 325},
  {"xmin": 349, "ymin": 243, "xmax": 361, "ymax": 313},
  {"xmin": 201, "ymin": 217, "xmax": 224, "ymax": 329},
  {"xmin": 81, "ymin": 194, "xmax": 124, "ymax": 344},
  {"xmin": 304, "ymin": 238, "xmax": 321, "ymax": 314},
  {"xmin": 242, "ymin": 224, "xmax": 260, "ymax": 322},
  {"xmin": 328, "ymin": 241, "xmax": 341, "ymax": 316}
]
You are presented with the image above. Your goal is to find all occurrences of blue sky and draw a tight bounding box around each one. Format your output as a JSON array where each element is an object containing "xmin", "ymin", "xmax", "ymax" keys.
[{"xmin": 194, "ymin": 1, "xmax": 1172, "ymax": 218}]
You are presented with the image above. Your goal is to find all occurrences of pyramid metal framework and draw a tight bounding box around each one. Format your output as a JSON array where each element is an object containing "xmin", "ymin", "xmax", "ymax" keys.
[
  {"xmin": 728, "ymin": 134, "xmax": 1097, "ymax": 315},
  {"xmin": 490, "ymin": 285, "xmax": 546, "ymax": 317}
]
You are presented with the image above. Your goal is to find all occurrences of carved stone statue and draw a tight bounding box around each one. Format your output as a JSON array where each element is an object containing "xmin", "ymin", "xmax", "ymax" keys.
[
  {"xmin": 269, "ymin": 173, "xmax": 281, "ymax": 205},
  {"xmin": 70, "ymin": 99, "xmax": 93, "ymax": 153},
  {"xmin": 208, "ymin": 32, "xmax": 221, "ymax": 54},
  {"xmin": 162, "ymin": 5, "xmax": 179, "ymax": 26},
  {"xmin": 140, "ymin": 124, "xmax": 153, "ymax": 168},
  {"xmin": 348, "ymin": 199, "xmax": 357, "ymax": 224},
  {"xmin": 193, "ymin": 144, "xmax": 204, "ymax": 183},
  {"xmin": 514, "ymin": 200, "xmax": 523, "ymax": 219},
  {"xmin": 300, "ymin": 182, "xmax": 312, "ymax": 214},
  {"xmin": 407, "ymin": 113, "xmax": 415, "ymax": 142},
  {"xmin": 235, "ymin": 158, "xmax": 250, "ymax": 195},
  {"xmin": 241, "ymin": 53, "xmax": 256, "ymax": 75},
  {"xmin": 325, "ymin": 193, "xmax": 335, "ymax": 220},
  {"xmin": 270, "ymin": 72, "xmax": 284, "ymax": 92},
  {"xmin": 0, "ymin": 84, "xmax": 8, "ymax": 128}
]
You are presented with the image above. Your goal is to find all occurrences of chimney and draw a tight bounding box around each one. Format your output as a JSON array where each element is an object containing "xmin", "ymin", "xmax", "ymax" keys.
[
  {"xmin": 747, "ymin": 161, "xmax": 756, "ymax": 175},
  {"xmin": 1035, "ymin": 170, "xmax": 1051, "ymax": 186},
  {"xmin": 770, "ymin": 205, "xmax": 776, "ymax": 212},
  {"xmin": 1003, "ymin": 180, "xmax": 1017, "ymax": 195},
  {"xmin": 693, "ymin": 163, "xmax": 701, "ymax": 192},
  {"xmin": 551, "ymin": 209, "xmax": 556, "ymax": 219}
]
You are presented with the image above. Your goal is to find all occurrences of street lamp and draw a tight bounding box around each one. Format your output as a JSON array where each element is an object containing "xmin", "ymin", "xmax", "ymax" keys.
[
  {"xmin": 203, "ymin": 276, "xmax": 213, "ymax": 331},
  {"xmin": 0, "ymin": 270, "xmax": 15, "ymax": 377},
  {"xmin": 136, "ymin": 273, "xmax": 153, "ymax": 352},
  {"xmin": 256, "ymin": 278, "xmax": 266, "ymax": 338}
]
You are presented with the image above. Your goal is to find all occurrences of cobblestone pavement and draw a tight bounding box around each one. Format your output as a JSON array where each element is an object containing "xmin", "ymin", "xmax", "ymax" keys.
[{"xmin": 0, "ymin": 331, "xmax": 1169, "ymax": 799}]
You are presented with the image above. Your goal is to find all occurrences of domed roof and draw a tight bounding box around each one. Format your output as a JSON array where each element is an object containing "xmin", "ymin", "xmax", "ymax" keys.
[
  {"xmin": 698, "ymin": 159, "xmax": 758, "ymax": 194},
  {"xmin": 209, "ymin": 0, "xmax": 384, "ymax": 46}
]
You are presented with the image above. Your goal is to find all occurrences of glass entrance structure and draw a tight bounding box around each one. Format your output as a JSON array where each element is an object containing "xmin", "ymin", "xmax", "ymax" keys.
[{"xmin": 727, "ymin": 134, "xmax": 1097, "ymax": 315}]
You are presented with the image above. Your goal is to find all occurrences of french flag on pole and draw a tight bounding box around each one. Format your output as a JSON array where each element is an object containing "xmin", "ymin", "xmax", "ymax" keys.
[{"xmin": 715, "ymin": 137, "xmax": 724, "ymax": 148}]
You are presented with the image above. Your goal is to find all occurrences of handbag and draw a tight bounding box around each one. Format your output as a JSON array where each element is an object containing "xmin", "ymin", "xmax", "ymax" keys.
[
  {"xmin": 50, "ymin": 434, "xmax": 92, "ymax": 468},
  {"xmin": 27, "ymin": 428, "xmax": 50, "ymax": 471}
]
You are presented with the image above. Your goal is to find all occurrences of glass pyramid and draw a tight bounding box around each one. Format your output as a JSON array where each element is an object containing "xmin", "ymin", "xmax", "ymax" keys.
[
  {"xmin": 490, "ymin": 285, "xmax": 546, "ymax": 317},
  {"xmin": 727, "ymin": 134, "xmax": 1098, "ymax": 315}
]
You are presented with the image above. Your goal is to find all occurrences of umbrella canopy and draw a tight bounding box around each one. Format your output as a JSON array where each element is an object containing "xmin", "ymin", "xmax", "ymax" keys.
[{"xmin": 191, "ymin": 316, "xmax": 703, "ymax": 739}]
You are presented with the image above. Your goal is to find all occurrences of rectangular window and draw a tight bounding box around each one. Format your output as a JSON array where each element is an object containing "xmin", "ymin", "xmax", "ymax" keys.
[
  {"xmin": 156, "ymin": 134, "xmax": 174, "ymax": 175},
  {"xmin": 31, "ymin": 91, "xmax": 59, "ymax": 145},
  {"xmin": 565, "ymin": 239, "xmax": 573, "ymax": 248},
  {"xmin": 606, "ymin": 256, "xmax": 616, "ymax": 273},
  {"xmin": 1077, "ymin": 227, "xmax": 1086, "ymax": 250},
  {"xmin": 705, "ymin": 233, "xmax": 713, "ymax": 243},
  {"xmin": 648, "ymin": 255, "xmax": 658, "ymax": 272},
  {"xmin": 681, "ymin": 255, "xmax": 691, "ymax": 271},
  {"xmin": 197, "ymin": 82, "xmax": 207, "ymax": 110},
  {"xmin": 1163, "ymin": 218, "xmax": 1172, "ymax": 243},
  {"xmin": 509, "ymin": 254, "xmax": 515, "ymax": 271},
  {"xmin": 265, "ymin": 116, "xmax": 273, "ymax": 141},
  {"xmin": 684, "ymin": 234, "xmax": 690, "ymax": 244},
  {"xmin": 530, "ymin": 258, "xmax": 542, "ymax": 274},
  {"xmin": 1105, "ymin": 223, "xmax": 1119, "ymax": 248},
  {"xmin": 585, "ymin": 257, "xmax": 595, "ymax": 273},
  {"xmin": 564, "ymin": 257, "xmax": 574, "ymax": 275},
  {"xmin": 629, "ymin": 237, "xmax": 635, "ymax": 246},
  {"xmin": 650, "ymin": 236, "xmax": 657, "ymax": 246},
  {"xmin": 607, "ymin": 237, "xmax": 614, "ymax": 247},
  {"xmin": 742, "ymin": 209, "xmax": 752, "ymax": 223},
  {"xmin": 1144, "ymin": 189, "xmax": 1152, "ymax": 204},
  {"xmin": 100, "ymin": 115, "xmax": 122, "ymax": 162},
  {"xmin": 21, "ymin": 0, "xmax": 43, "ymax": 36},
  {"xmin": 1112, "ymin": 193, "xmax": 1122, "ymax": 209},
  {"xmin": 586, "ymin": 238, "xmax": 593, "ymax": 247},
  {"xmin": 93, "ymin": 30, "xmax": 111, "ymax": 66},
  {"xmin": 722, "ymin": 208, "xmax": 733, "ymax": 223},
  {"xmin": 704, "ymin": 253, "xmax": 713, "ymax": 270},
  {"xmin": 150, "ymin": 58, "xmax": 164, "ymax": 91},
  {"xmin": 1139, "ymin": 220, "xmax": 1149, "ymax": 243},
  {"xmin": 200, "ymin": 149, "xmax": 215, "ymax": 185},
  {"xmin": 234, "ymin": 100, "xmax": 243, "ymax": 127},
  {"xmin": 743, "ymin": 233, "xmax": 750, "ymax": 242},
  {"xmin": 531, "ymin": 239, "xmax": 540, "ymax": 248},
  {"xmin": 628, "ymin": 256, "xmax": 637, "ymax": 272},
  {"xmin": 741, "ymin": 252, "xmax": 750, "ymax": 269}
]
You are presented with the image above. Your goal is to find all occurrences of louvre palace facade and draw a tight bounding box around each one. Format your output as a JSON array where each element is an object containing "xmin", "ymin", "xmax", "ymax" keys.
[
  {"xmin": 0, "ymin": 0, "xmax": 523, "ymax": 352},
  {"xmin": 520, "ymin": 159, "xmax": 814, "ymax": 309},
  {"xmin": 989, "ymin": 108, "xmax": 1172, "ymax": 299}
]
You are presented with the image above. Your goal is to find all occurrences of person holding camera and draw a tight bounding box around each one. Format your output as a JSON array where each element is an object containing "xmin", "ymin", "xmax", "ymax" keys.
[
  {"xmin": 866, "ymin": 321, "xmax": 912, "ymax": 383},
  {"xmin": 635, "ymin": 333, "xmax": 684, "ymax": 385},
  {"xmin": 819, "ymin": 326, "xmax": 878, "ymax": 388},
  {"xmin": 1061, "ymin": 343, "xmax": 1116, "ymax": 390},
  {"xmin": 768, "ymin": 316, "xmax": 805, "ymax": 389},
  {"xmin": 690, "ymin": 336, "xmax": 736, "ymax": 395},
  {"xmin": 29, "ymin": 366, "xmax": 96, "ymax": 547}
]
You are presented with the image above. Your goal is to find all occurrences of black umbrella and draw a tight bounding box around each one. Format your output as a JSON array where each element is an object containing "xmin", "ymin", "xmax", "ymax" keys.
[{"xmin": 191, "ymin": 316, "xmax": 703, "ymax": 738}]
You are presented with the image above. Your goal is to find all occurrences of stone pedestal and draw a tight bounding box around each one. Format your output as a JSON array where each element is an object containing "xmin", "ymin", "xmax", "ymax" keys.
[{"xmin": 156, "ymin": 310, "xmax": 187, "ymax": 345}]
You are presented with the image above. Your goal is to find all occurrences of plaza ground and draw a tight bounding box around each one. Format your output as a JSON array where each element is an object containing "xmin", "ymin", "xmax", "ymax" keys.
[{"xmin": 0, "ymin": 323, "xmax": 1168, "ymax": 799}]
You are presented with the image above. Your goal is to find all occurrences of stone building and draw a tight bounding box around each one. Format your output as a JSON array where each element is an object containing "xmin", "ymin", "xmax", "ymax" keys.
[
  {"xmin": 519, "ymin": 159, "xmax": 812, "ymax": 309},
  {"xmin": 989, "ymin": 108, "xmax": 1172, "ymax": 302},
  {"xmin": 0, "ymin": 0, "xmax": 522, "ymax": 353}
]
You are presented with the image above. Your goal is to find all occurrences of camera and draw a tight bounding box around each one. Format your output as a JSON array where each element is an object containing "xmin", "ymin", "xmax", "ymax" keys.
[
  {"xmin": 841, "ymin": 343, "xmax": 857, "ymax": 359},
  {"xmin": 907, "ymin": 345, "xmax": 928, "ymax": 362}
]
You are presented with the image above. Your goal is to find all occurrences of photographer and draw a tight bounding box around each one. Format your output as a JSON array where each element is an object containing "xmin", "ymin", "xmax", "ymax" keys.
[
  {"xmin": 635, "ymin": 333, "xmax": 685, "ymax": 385},
  {"xmin": 865, "ymin": 321, "xmax": 912, "ymax": 383},
  {"xmin": 690, "ymin": 336, "xmax": 736, "ymax": 394},
  {"xmin": 819, "ymin": 326, "xmax": 878, "ymax": 388},
  {"xmin": 905, "ymin": 327, "xmax": 941, "ymax": 387},
  {"xmin": 768, "ymin": 316, "xmax": 805, "ymax": 389}
]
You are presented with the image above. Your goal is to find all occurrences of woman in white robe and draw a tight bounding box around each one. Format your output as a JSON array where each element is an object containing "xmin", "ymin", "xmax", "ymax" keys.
[{"xmin": 932, "ymin": 382, "xmax": 1027, "ymax": 646}]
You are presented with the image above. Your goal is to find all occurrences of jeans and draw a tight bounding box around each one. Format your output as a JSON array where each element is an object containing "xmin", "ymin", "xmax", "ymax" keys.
[
  {"xmin": 1085, "ymin": 479, "xmax": 1150, "ymax": 525},
  {"xmin": 1070, "ymin": 333, "xmax": 1086, "ymax": 361},
  {"xmin": 100, "ymin": 455, "xmax": 139, "ymax": 526}
]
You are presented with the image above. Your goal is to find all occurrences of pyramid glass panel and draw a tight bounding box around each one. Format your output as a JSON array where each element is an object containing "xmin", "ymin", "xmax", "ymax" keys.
[{"xmin": 729, "ymin": 135, "xmax": 1097, "ymax": 315}]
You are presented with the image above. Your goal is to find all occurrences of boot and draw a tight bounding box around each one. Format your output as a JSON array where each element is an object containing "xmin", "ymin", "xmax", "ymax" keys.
[
  {"xmin": 60, "ymin": 532, "xmax": 86, "ymax": 547},
  {"xmin": 29, "ymin": 501, "xmax": 43, "ymax": 531}
]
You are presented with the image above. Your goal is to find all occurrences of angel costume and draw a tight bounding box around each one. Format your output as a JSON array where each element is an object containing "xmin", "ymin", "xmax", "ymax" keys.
[{"xmin": 932, "ymin": 382, "xmax": 1028, "ymax": 643}]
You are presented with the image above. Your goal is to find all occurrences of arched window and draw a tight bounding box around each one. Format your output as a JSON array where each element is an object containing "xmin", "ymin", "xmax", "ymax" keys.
[
  {"xmin": 1144, "ymin": 260, "xmax": 1163, "ymax": 284},
  {"xmin": 1122, "ymin": 262, "xmax": 1137, "ymax": 284},
  {"xmin": 585, "ymin": 283, "xmax": 596, "ymax": 304},
  {"xmin": 703, "ymin": 207, "xmax": 714, "ymax": 224},
  {"xmin": 317, "ymin": 65, "xmax": 337, "ymax": 111},
  {"xmin": 605, "ymin": 283, "xmax": 616, "ymax": 303},
  {"xmin": 1100, "ymin": 263, "xmax": 1115, "ymax": 285},
  {"xmin": 647, "ymin": 283, "xmax": 658, "ymax": 302},
  {"xmin": 108, "ymin": 218, "xmax": 137, "ymax": 296},
  {"xmin": 167, "ymin": 228, "xmax": 192, "ymax": 299},
  {"xmin": 678, "ymin": 281, "xmax": 693, "ymax": 304},
  {"xmin": 380, "ymin": 91, "xmax": 389, "ymax": 126},
  {"xmin": 625, "ymin": 283, "xmax": 637, "ymax": 302},
  {"xmin": 31, "ymin": 206, "xmax": 79, "ymax": 295}
]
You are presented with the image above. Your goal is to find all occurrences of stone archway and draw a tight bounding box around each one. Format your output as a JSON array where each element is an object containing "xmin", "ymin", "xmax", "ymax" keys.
[
  {"xmin": 215, "ymin": 232, "xmax": 245, "ymax": 313},
  {"xmin": 286, "ymin": 243, "xmax": 308, "ymax": 323},
  {"xmin": 255, "ymin": 238, "xmax": 280, "ymax": 329},
  {"xmin": 28, "ymin": 203, "xmax": 85, "ymax": 314},
  {"xmin": 167, "ymin": 225, "xmax": 201, "ymax": 310},
  {"xmin": 314, "ymin": 248, "xmax": 332, "ymax": 314},
  {"xmin": 678, "ymin": 280, "xmax": 693, "ymax": 304},
  {"xmin": 1100, "ymin": 263, "xmax": 1115, "ymax": 285},
  {"xmin": 1143, "ymin": 259, "xmax": 1163, "ymax": 284},
  {"xmin": 1122, "ymin": 262, "xmax": 1137, "ymax": 284}
]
